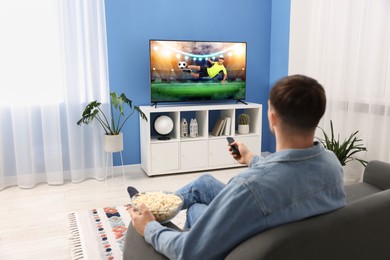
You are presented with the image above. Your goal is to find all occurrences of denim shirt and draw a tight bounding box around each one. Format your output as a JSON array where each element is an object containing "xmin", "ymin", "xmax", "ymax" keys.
[{"xmin": 144, "ymin": 143, "xmax": 346, "ymax": 259}]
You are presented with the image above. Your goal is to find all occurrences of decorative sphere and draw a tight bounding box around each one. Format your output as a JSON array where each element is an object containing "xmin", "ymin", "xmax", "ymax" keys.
[{"xmin": 154, "ymin": 115, "xmax": 174, "ymax": 135}]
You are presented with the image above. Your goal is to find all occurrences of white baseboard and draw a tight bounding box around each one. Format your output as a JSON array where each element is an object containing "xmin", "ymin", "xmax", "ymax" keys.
[{"xmin": 109, "ymin": 163, "xmax": 143, "ymax": 174}]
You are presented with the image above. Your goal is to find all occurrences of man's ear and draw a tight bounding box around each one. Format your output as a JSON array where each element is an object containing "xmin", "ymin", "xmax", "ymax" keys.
[
  {"xmin": 269, "ymin": 109, "xmax": 278, "ymax": 127},
  {"xmin": 268, "ymin": 101, "xmax": 278, "ymax": 126}
]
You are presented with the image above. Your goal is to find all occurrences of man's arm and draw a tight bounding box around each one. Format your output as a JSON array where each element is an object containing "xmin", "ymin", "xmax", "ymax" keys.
[
  {"xmin": 221, "ymin": 67, "xmax": 227, "ymax": 84},
  {"xmin": 221, "ymin": 73, "xmax": 227, "ymax": 83}
]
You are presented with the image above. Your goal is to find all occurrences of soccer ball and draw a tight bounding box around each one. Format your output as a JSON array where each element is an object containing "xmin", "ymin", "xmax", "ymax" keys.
[{"xmin": 178, "ymin": 61, "xmax": 187, "ymax": 70}]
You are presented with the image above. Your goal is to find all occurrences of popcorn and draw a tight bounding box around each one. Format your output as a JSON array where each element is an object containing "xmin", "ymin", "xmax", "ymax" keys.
[{"xmin": 132, "ymin": 191, "xmax": 183, "ymax": 222}]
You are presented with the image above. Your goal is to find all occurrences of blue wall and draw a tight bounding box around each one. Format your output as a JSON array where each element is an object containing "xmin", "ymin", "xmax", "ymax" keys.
[
  {"xmin": 267, "ymin": 0, "xmax": 291, "ymax": 152},
  {"xmin": 105, "ymin": 0, "xmax": 290, "ymax": 165}
]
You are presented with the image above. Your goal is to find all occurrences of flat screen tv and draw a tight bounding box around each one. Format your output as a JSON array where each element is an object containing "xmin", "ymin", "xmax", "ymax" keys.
[{"xmin": 149, "ymin": 40, "xmax": 247, "ymax": 104}]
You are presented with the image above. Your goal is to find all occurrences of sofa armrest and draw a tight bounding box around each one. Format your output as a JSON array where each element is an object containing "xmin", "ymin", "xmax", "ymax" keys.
[
  {"xmin": 226, "ymin": 189, "xmax": 390, "ymax": 260},
  {"xmin": 363, "ymin": 160, "xmax": 390, "ymax": 190},
  {"xmin": 123, "ymin": 222, "xmax": 181, "ymax": 260}
]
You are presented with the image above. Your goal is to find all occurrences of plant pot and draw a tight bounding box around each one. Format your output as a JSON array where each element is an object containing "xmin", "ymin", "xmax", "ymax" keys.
[
  {"xmin": 238, "ymin": 124, "xmax": 249, "ymax": 135},
  {"xmin": 104, "ymin": 132, "xmax": 123, "ymax": 153},
  {"xmin": 342, "ymin": 162, "xmax": 364, "ymax": 184}
]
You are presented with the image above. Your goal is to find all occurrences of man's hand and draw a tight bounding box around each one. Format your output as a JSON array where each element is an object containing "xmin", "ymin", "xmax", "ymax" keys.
[
  {"xmin": 129, "ymin": 203, "xmax": 156, "ymax": 236},
  {"xmin": 228, "ymin": 140, "xmax": 254, "ymax": 165}
]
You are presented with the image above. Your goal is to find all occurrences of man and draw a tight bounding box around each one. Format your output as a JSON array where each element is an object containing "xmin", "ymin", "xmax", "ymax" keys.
[
  {"xmin": 128, "ymin": 74, "xmax": 345, "ymax": 259},
  {"xmin": 183, "ymin": 57, "xmax": 227, "ymax": 84}
]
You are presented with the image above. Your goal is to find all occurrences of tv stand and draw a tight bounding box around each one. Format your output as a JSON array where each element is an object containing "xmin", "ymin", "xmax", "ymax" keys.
[
  {"xmin": 236, "ymin": 99, "xmax": 248, "ymax": 105},
  {"xmin": 139, "ymin": 102, "xmax": 262, "ymax": 176}
]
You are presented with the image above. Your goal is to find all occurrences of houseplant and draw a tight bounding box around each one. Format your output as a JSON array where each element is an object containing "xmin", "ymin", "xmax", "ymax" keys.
[
  {"xmin": 237, "ymin": 113, "xmax": 250, "ymax": 134},
  {"xmin": 77, "ymin": 92, "xmax": 147, "ymax": 152},
  {"xmin": 317, "ymin": 120, "xmax": 367, "ymax": 167}
]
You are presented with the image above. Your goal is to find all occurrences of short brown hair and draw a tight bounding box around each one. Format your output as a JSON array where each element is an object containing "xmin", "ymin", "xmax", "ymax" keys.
[{"xmin": 269, "ymin": 74, "xmax": 326, "ymax": 131}]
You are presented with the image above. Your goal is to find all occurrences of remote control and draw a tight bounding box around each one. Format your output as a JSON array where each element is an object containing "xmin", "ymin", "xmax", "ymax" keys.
[{"xmin": 227, "ymin": 137, "xmax": 240, "ymax": 155}]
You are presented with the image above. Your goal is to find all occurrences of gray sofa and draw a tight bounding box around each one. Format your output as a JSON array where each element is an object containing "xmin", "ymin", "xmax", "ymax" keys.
[{"xmin": 123, "ymin": 160, "xmax": 390, "ymax": 260}]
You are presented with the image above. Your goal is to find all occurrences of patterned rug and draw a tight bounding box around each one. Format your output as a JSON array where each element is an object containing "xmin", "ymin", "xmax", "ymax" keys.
[
  {"xmin": 68, "ymin": 204, "xmax": 185, "ymax": 259},
  {"xmin": 68, "ymin": 204, "xmax": 131, "ymax": 259}
]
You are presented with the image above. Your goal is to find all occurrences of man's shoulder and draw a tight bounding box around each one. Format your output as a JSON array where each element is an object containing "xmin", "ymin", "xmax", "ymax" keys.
[
  {"xmin": 233, "ymin": 150, "xmax": 342, "ymax": 184},
  {"xmin": 230, "ymin": 165, "xmax": 270, "ymax": 186}
]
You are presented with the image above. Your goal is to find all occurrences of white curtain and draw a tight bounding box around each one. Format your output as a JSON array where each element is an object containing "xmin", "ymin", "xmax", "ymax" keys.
[
  {"xmin": 0, "ymin": 0, "xmax": 110, "ymax": 190},
  {"xmin": 289, "ymin": 0, "xmax": 390, "ymax": 181}
]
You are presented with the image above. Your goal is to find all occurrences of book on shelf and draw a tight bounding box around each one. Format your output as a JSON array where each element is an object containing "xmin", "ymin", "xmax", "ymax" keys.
[
  {"xmin": 218, "ymin": 118, "xmax": 227, "ymax": 136},
  {"xmin": 224, "ymin": 117, "xmax": 231, "ymax": 136},
  {"xmin": 211, "ymin": 117, "xmax": 232, "ymax": 136},
  {"xmin": 211, "ymin": 117, "xmax": 225, "ymax": 136}
]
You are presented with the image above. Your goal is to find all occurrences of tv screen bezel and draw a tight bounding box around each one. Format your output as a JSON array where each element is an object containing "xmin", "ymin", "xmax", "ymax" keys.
[{"xmin": 149, "ymin": 39, "xmax": 247, "ymax": 105}]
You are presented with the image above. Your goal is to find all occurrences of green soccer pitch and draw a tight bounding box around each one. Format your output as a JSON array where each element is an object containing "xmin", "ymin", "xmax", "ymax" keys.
[{"xmin": 151, "ymin": 81, "xmax": 246, "ymax": 102}]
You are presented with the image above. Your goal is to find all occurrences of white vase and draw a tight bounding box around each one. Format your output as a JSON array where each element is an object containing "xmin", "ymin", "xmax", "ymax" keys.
[
  {"xmin": 104, "ymin": 132, "xmax": 123, "ymax": 153},
  {"xmin": 342, "ymin": 162, "xmax": 363, "ymax": 184},
  {"xmin": 238, "ymin": 124, "xmax": 249, "ymax": 134}
]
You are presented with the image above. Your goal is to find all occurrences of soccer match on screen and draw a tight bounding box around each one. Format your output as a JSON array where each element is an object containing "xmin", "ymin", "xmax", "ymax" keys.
[{"xmin": 149, "ymin": 40, "xmax": 247, "ymax": 103}]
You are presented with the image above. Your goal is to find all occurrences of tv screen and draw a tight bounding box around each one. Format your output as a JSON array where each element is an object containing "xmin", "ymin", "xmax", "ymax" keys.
[{"xmin": 150, "ymin": 40, "xmax": 247, "ymax": 103}]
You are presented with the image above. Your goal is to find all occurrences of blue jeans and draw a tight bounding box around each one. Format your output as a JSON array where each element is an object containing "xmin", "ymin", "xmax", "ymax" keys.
[{"xmin": 176, "ymin": 174, "xmax": 225, "ymax": 230}]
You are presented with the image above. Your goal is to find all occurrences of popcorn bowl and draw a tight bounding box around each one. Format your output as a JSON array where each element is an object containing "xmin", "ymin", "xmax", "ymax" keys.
[{"xmin": 131, "ymin": 191, "xmax": 184, "ymax": 223}]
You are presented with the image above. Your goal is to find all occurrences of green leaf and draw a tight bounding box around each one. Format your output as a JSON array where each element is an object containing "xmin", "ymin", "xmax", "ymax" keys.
[
  {"xmin": 315, "ymin": 120, "xmax": 367, "ymax": 167},
  {"xmin": 77, "ymin": 91, "xmax": 147, "ymax": 136}
]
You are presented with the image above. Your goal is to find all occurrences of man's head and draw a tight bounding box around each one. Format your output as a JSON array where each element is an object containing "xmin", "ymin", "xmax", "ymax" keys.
[
  {"xmin": 218, "ymin": 57, "xmax": 224, "ymax": 65},
  {"xmin": 268, "ymin": 74, "xmax": 326, "ymax": 134}
]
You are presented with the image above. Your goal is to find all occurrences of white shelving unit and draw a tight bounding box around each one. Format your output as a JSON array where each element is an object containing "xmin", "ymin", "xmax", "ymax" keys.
[{"xmin": 139, "ymin": 102, "xmax": 262, "ymax": 176}]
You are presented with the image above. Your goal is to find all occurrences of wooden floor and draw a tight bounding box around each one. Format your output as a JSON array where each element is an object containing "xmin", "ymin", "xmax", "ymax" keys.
[{"xmin": 0, "ymin": 165, "xmax": 243, "ymax": 260}]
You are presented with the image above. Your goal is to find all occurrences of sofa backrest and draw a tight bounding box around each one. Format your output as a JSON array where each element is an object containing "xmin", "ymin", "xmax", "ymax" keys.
[
  {"xmin": 363, "ymin": 160, "xmax": 390, "ymax": 190},
  {"xmin": 226, "ymin": 189, "xmax": 390, "ymax": 260}
]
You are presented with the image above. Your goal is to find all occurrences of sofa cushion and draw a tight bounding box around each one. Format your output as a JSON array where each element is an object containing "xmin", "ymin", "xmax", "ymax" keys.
[
  {"xmin": 344, "ymin": 182, "xmax": 381, "ymax": 204},
  {"xmin": 363, "ymin": 160, "xmax": 390, "ymax": 190},
  {"xmin": 226, "ymin": 189, "xmax": 390, "ymax": 260}
]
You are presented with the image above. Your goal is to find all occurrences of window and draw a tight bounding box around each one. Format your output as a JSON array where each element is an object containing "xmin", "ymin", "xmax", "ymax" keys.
[{"xmin": 0, "ymin": 0, "xmax": 63, "ymax": 106}]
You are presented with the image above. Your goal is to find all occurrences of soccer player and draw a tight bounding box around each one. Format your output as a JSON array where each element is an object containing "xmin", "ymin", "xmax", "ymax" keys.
[{"xmin": 183, "ymin": 57, "xmax": 227, "ymax": 84}]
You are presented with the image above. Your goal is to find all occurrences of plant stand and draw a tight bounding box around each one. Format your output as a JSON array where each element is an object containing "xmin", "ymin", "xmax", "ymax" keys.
[
  {"xmin": 104, "ymin": 133, "xmax": 125, "ymax": 182},
  {"xmin": 105, "ymin": 151, "xmax": 125, "ymax": 182}
]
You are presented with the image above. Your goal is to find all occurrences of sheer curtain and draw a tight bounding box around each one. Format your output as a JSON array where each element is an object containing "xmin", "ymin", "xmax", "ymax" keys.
[
  {"xmin": 0, "ymin": 0, "xmax": 110, "ymax": 190},
  {"xmin": 289, "ymin": 0, "xmax": 390, "ymax": 181}
]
